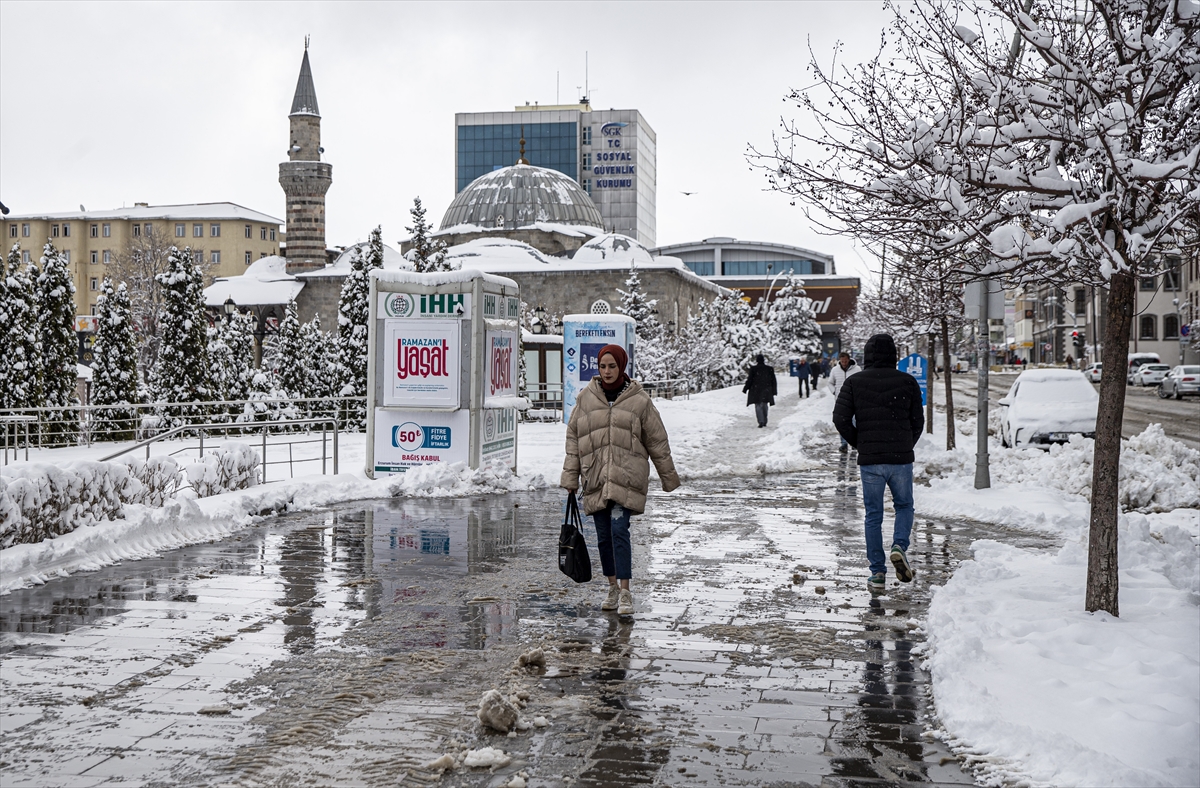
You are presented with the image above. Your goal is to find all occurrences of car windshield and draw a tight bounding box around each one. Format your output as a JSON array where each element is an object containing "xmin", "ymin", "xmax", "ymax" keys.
[
  {"xmin": 1016, "ymin": 377, "xmax": 1098, "ymax": 404},
  {"xmin": 1144, "ymin": 365, "xmax": 1170, "ymax": 372},
  {"xmin": 1180, "ymin": 366, "xmax": 1200, "ymax": 374}
]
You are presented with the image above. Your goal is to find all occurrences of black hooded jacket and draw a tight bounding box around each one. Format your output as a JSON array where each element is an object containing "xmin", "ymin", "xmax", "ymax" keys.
[
  {"xmin": 832, "ymin": 334, "xmax": 924, "ymax": 465},
  {"xmin": 743, "ymin": 359, "xmax": 777, "ymax": 405}
]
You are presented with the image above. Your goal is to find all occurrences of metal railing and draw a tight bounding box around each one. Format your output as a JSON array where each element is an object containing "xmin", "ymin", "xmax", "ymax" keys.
[
  {"xmin": 0, "ymin": 396, "xmax": 366, "ymax": 455},
  {"xmin": 522, "ymin": 382, "xmax": 564, "ymax": 417},
  {"xmin": 642, "ymin": 378, "xmax": 692, "ymax": 401},
  {"xmin": 99, "ymin": 418, "xmax": 340, "ymax": 483}
]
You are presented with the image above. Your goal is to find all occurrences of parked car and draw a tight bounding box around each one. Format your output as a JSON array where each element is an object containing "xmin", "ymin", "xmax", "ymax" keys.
[
  {"xmin": 1127, "ymin": 352, "xmax": 1161, "ymax": 384},
  {"xmin": 1132, "ymin": 363, "xmax": 1172, "ymax": 387},
  {"xmin": 1158, "ymin": 365, "xmax": 1200, "ymax": 399},
  {"xmin": 999, "ymin": 369, "xmax": 1098, "ymax": 449},
  {"xmin": 1083, "ymin": 362, "xmax": 1102, "ymax": 383}
]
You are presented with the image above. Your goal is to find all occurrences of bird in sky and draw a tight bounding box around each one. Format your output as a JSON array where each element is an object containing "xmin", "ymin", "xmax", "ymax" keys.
[{"xmin": 680, "ymin": 191, "xmax": 697, "ymax": 196}]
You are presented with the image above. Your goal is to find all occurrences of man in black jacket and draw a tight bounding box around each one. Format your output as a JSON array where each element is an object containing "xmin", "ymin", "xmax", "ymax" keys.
[
  {"xmin": 832, "ymin": 334, "xmax": 924, "ymax": 593},
  {"xmin": 743, "ymin": 354, "xmax": 778, "ymax": 427}
]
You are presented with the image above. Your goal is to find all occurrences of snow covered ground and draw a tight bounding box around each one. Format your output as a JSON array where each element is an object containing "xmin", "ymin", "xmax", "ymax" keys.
[{"xmin": 2, "ymin": 375, "xmax": 1197, "ymax": 786}]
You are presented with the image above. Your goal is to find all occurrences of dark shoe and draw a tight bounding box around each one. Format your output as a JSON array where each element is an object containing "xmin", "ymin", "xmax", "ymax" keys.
[
  {"xmin": 838, "ymin": 443, "xmax": 848, "ymax": 452},
  {"xmin": 890, "ymin": 545, "xmax": 914, "ymax": 583},
  {"xmin": 868, "ymin": 573, "xmax": 886, "ymax": 594}
]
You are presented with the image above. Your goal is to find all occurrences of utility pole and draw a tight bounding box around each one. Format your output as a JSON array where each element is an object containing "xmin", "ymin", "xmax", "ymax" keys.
[{"xmin": 974, "ymin": 283, "xmax": 991, "ymax": 489}]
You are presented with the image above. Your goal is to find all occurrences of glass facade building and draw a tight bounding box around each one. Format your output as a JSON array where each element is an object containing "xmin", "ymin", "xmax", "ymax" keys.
[
  {"xmin": 452, "ymin": 106, "xmax": 656, "ymax": 246},
  {"xmin": 456, "ymin": 122, "xmax": 578, "ymax": 193}
]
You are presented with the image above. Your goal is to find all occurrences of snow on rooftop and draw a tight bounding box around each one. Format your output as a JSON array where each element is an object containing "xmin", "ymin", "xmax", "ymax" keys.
[
  {"xmin": 204, "ymin": 255, "xmax": 304, "ymax": 307},
  {"xmin": 435, "ymin": 222, "xmax": 605, "ymax": 239},
  {"xmin": 5, "ymin": 202, "xmax": 283, "ymax": 224},
  {"xmin": 572, "ymin": 234, "xmax": 655, "ymax": 266},
  {"xmin": 295, "ymin": 241, "xmax": 411, "ymax": 278},
  {"xmin": 370, "ymin": 268, "xmax": 518, "ymax": 290}
]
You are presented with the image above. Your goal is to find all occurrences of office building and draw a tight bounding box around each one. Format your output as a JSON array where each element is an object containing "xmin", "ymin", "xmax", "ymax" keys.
[{"xmin": 453, "ymin": 103, "xmax": 656, "ymax": 246}]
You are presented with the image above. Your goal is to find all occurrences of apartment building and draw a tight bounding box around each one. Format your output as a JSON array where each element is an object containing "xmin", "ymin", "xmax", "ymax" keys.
[{"xmin": 3, "ymin": 202, "xmax": 284, "ymax": 316}]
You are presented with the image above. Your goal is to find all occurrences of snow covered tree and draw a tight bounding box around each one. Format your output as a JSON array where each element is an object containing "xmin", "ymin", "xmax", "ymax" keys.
[
  {"xmin": 337, "ymin": 227, "xmax": 385, "ymax": 429},
  {"xmin": 674, "ymin": 290, "xmax": 769, "ymax": 391},
  {"xmin": 406, "ymin": 197, "xmax": 453, "ymax": 273},
  {"xmin": 300, "ymin": 312, "xmax": 338, "ymax": 419},
  {"xmin": 1, "ymin": 244, "xmax": 42, "ymax": 413},
  {"xmin": 151, "ymin": 247, "xmax": 210, "ymax": 427},
  {"xmin": 618, "ymin": 263, "xmax": 661, "ymax": 340},
  {"xmin": 755, "ymin": 0, "xmax": 1200, "ymax": 616},
  {"xmin": 271, "ymin": 300, "xmax": 307, "ymax": 400},
  {"xmin": 767, "ymin": 274, "xmax": 822, "ymax": 362},
  {"xmin": 37, "ymin": 242, "xmax": 80, "ymax": 446},
  {"xmin": 206, "ymin": 310, "xmax": 256, "ymax": 420},
  {"xmin": 90, "ymin": 279, "xmax": 141, "ymax": 441}
]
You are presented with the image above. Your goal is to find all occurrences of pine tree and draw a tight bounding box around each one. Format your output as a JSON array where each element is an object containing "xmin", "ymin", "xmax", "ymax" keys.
[
  {"xmin": 300, "ymin": 312, "xmax": 337, "ymax": 420},
  {"xmin": 767, "ymin": 274, "xmax": 823, "ymax": 361},
  {"xmin": 272, "ymin": 299, "xmax": 307, "ymax": 400},
  {"xmin": 91, "ymin": 279, "xmax": 141, "ymax": 441},
  {"xmin": 206, "ymin": 310, "xmax": 256, "ymax": 421},
  {"xmin": 1, "ymin": 244, "xmax": 42, "ymax": 413},
  {"xmin": 337, "ymin": 229, "xmax": 384, "ymax": 429},
  {"xmin": 406, "ymin": 198, "xmax": 453, "ymax": 273},
  {"xmin": 151, "ymin": 247, "xmax": 210, "ymax": 427},
  {"xmin": 617, "ymin": 262, "xmax": 661, "ymax": 341},
  {"xmin": 37, "ymin": 242, "xmax": 80, "ymax": 445}
]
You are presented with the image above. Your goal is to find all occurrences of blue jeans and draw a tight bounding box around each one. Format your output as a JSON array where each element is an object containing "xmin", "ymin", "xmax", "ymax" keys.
[
  {"xmin": 592, "ymin": 502, "xmax": 632, "ymax": 580},
  {"xmin": 860, "ymin": 464, "xmax": 914, "ymax": 575},
  {"xmin": 754, "ymin": 401, "xmax": 769, "ymax": 426}
]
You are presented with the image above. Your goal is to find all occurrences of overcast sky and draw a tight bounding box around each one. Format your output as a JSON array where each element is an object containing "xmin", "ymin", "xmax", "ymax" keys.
[{"xmin": 0, "ymin": 1, "xmax": 895, "ymax": 283}]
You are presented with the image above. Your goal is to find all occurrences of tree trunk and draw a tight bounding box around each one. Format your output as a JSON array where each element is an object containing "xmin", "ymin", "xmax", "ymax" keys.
[
  {"xmin": 940, "ymin": 316, "xmax": 956, "ymax": 450},
  {"xmin": 926, "ymin": 332, "xmax": 935, "ymax": 434},
  {"xmin": 1087, "ymin": 271, "xmax": 1134, "ymax": 616}
]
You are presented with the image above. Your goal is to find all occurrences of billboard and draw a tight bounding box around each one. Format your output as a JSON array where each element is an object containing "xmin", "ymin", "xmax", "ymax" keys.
[
  {"xmin": 372, "ymin": 409, "xmax": 470, "ymax": 475},
  {"xmin": 383, "ymin": 319, "xmax": 460, "ymax": 408},
  {"xmin": 562, "ymin": 315, "xmax": 636, "ymax": 422}
]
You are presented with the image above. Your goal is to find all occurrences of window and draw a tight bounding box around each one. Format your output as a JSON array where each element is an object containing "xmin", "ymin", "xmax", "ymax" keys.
[
  {"xmin": 1140, "ymin": 275, "xmax": 1157, "ymax": 290},
  {"xmin": 1164, "ymin": 260, "xmax": 1181, "ymax": 291},
  {"xmin": 270, "ymin": 228, "xmax": 276, "ymax": 241},
  {"xmin": 1140, "ymin": 315, "xmax": 1157, "ymax": 340},
  {"xmin": 211, "ymin": 250, "xmax": 221, "ymax": 264},
  {"xmin": 210, "ymin": 223, "xmax": 220, "ymax": 237},
  {"xmin": 193, "ymin": 224, "xmax": 203, "ymax": 238},
  {"xmin": 103, "ymin": 250, "xmax": 111, "ymax": 264},
  {"xmin": 90, "ymin": 224, "xmax": 98, "ymax": 238},
  {"xmin": 7, "ymin": 225, "xmax": 15, "ymax": 238},
  {"xmin": 90, "ymin": 251, "xmax": 98, "ymax": 264},
  {"xmin": 582, "ymin": 126, "xmax": 592, "ymax": 145},
  {"xmin": 685, "ymin": 260, "xmax": 715, "ymax": 276},
  {"xmin": 1074, "ymin": 288, "xmax": 1087, "ymax": 316},
  {"xmin": 63, "ymin": 250, "xmax": 70, "ymax": 263},
  {"xmin": 22, "ymin": 251, "xmax": 30, "ymax": 263},
  {"xmin": 1164, "ymin": 314, "xmax": 1179, "ymax": 338},
  {"xmin": 582, "ymin": 152, "xmax": 592, "ymax": 168},
  {"xmin": 62, "ymin": 223, "xmax": 70, "ymax": 237},
  {"xmin": 90, "ymin": 277, "xmax": 98, "ymax": 291},
  {"xmin": 133, "ymin": 223, "xmax": 141, "ymax": 237},
  {"xmin": 102, "ymin": 223, "xmax": 110, "ymax": 237},
  {"xmin": 144, "ymin": 223, "xmax": 152, "ymax": 236},
  {"xmin": 260, "ymin": 252, "xmax": 268, "ymax": 258},
  {"xmin": 22, "ymin": 223, "xmax": 30, "ymax": 237},
  {"xmin": 590, "ymin": 299, "xmax": 611, "ymax": 314},
  {"xmin": 245, "ymin": 251, "xmax": 252, "ymax": 265},
  {"xmin": 192, "ymin": 250, "xmax": 203, "ymax": 264},
  {"xmin": 244, "ymin": 224, "xmax": 252, "ymax": 238},
  {"xmin": 260, "ymin": 227, "xmax": 267, "ymax": 240},
  {"xmin": 52, "ymin": 224, "xmax": 60, "ymax": 237},
  {"xmin": 175, "ymin": 223, "xmax": 185, "ymax": 237}
]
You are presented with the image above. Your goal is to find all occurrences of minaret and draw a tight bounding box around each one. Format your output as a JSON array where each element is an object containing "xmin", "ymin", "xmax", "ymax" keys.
[{"xmin": 279, "ymin": 40, "xmax": 332, "ymax": 273}]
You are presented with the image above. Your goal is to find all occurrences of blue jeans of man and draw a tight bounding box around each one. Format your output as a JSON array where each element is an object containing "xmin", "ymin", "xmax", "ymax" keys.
[
  {"xmin": 754, "ymin": 401, "xmax": 769, "ymax": 426},
  {"xmin": 860, "ymin": 463, "xmax": 914, "ymax": 575},
  {"xmin": 592, "ymin": 502, "xmax": 632, "ymax": 580}
]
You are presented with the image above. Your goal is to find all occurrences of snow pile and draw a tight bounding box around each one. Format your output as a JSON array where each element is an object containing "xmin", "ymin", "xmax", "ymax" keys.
[
  {"xmin": 923, "ymin": 508, "xmax": 1200, "ymax": 787},
  {"xmin": 182, "ymin": 443, "xmax": 260, "ymax": 498},
  {"xmin": 388, "ymin": 461, "xmax": 544, "ymax": 499},
  {"xmin": 752, "ymin": 385, "xmax": 839, "ymax": 474},
  {"xmin": 476, "ymin": 689, "xmax": 521, "ymax": 733},
  {"xmin": 917, "ymin": 423, "xmax": 1200, "ymax": 516},
  {"xmin": 120, "ymin": 456, "xmax": 184, "ymax": 506}
]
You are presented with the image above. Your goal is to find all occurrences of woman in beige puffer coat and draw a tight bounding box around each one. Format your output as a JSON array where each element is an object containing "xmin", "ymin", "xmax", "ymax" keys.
[{"xmin": 561, "ymin": 344, "xmax": 679, "ymax": 616}]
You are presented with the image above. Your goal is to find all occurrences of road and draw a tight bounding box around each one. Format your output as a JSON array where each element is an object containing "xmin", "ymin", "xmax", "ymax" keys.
[{"xmin": 942, "ymin": 371, "xmax": 1200, "ymax": 449}]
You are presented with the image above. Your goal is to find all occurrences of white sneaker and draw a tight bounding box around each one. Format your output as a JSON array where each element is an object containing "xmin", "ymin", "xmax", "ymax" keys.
[
  {"xmin": 601, "ymin": 585, "xmax": 620, "ymax": 610},
  {"xmin": 617, "ymin": 589, "xmax": 633, "ymax": 616}
]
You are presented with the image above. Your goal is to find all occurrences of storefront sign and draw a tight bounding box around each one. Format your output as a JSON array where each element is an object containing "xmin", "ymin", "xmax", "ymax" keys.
[
  {"xmin": 372, "ymin": 409, "xmax": 470, "ymax": 475},
  {"xmin": 383, "ymin": 319, "xmax": 461, "ymax": 408}
]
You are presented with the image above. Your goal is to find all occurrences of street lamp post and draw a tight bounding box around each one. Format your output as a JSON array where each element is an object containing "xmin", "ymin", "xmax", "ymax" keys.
[
  {"xmin": 532, "ymin": 304, "xmax": 547, "ymax": 335},
  {"xmin": 223, "ymin": 297, "xmax": 237, "ymax": 322}
]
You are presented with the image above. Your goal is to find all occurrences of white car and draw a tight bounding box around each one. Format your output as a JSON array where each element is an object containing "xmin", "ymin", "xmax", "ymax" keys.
[
  {"xmin": 1133, "ymin": 363, "xmax": 1171, "ymax": 387},
  {"xmin": 999, "ymin": 369, "xmax": 1099, "ymax": 449},
  {"xmin": 1083, "ymin": 362, "xmax": 1102, "ymax": 383},
  {"xmin": 1158, "ymin": 365, "xmax": 1200, "ymax": 399}
]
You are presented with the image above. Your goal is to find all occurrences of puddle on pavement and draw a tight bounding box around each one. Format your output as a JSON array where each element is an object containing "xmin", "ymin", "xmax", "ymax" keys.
[{"xmin": 0, "ymin": 465, "xmax": 1058, "ymax": 787}]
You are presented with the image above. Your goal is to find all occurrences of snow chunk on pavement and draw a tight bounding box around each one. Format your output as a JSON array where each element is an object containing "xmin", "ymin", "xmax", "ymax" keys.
[
  {"xmin": 476, "ymin": 689, "xmax": 520, "ymax": 732},
  {"xmin": 461, "ymin": 746, "xmax": 512, "ymax": 768}
]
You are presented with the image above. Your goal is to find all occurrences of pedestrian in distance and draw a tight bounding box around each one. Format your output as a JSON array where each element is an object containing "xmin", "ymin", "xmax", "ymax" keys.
[
  {"xmin": 796, "ymin": 356, "xmax": 811, "ymax": 398},
  {"xmin": 562, "ymin": 344, "xmax": 680, "ymax": 617},
  {"xmin": 810, "ymin": 356, "xmax": 822, "ymax": 391},
  {"xmin": 831, "ymin": 334, "xmax": 924, "ymax": 594},
  {"xmin": 743, "ymin": 353, "xmax": 778, "ymax": 428},
  {"xmin": 828, "ymin": 351, "xmax": 859, "ymax": 451},
  {"xmin": 821, "ymin": 356, "xmax": 832, "ymax": 378}
]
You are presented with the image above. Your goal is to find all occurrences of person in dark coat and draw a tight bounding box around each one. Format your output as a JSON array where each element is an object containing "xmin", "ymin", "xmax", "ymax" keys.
[
  {"xmin": 832, "ymin": 334, "xmax": 924, "ymax": 594},
  {"xmin": 743, "ymin": 354, "xmax": 778, "ymax": 427},
  {"xmin": 795, "ymin": 357, "xmax": 811, "ymax": 398},
  {"xmin": 810, "ymin": 356, "xmax": 822, "ymax": 390}
]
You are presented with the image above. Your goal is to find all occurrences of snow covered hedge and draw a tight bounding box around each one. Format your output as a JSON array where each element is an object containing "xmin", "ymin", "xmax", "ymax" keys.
[{"xmin": 0, "ymin": 444, "xmax": 260, "ymax": 548}]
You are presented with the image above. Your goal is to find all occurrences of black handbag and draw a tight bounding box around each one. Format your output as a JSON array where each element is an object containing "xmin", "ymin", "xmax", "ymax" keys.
[{"xmin": 558, "ymin": 492, "xmax": 593, "ymax": 583}]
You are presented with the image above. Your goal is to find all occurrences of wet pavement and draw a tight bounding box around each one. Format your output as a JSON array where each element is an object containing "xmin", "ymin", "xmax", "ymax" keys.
[{"xmin": 1, "ymin": 440, "xmax": 1059, "ymax": 787}]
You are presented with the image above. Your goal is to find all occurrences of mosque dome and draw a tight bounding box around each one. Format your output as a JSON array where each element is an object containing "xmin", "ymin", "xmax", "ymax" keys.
[
  {"xmin": 439, "ymin": 164, "xmax": 604, "ymax": 232},
  {"xmin": 572, "ymin": 234, "xmax": 655, "ymax": 266}
]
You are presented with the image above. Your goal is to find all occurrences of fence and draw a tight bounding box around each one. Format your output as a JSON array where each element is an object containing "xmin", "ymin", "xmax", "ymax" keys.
[
  {"xmin": 642, "ymin": 378, "xmax": 692, "ymax": 401},
  {"xmin": 0, "ymin": 397, "xmax": 366, "ymax": 465},
  {"xmin": 522, "ymin": 382, "xmax": 563, "ymax": 420}
]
